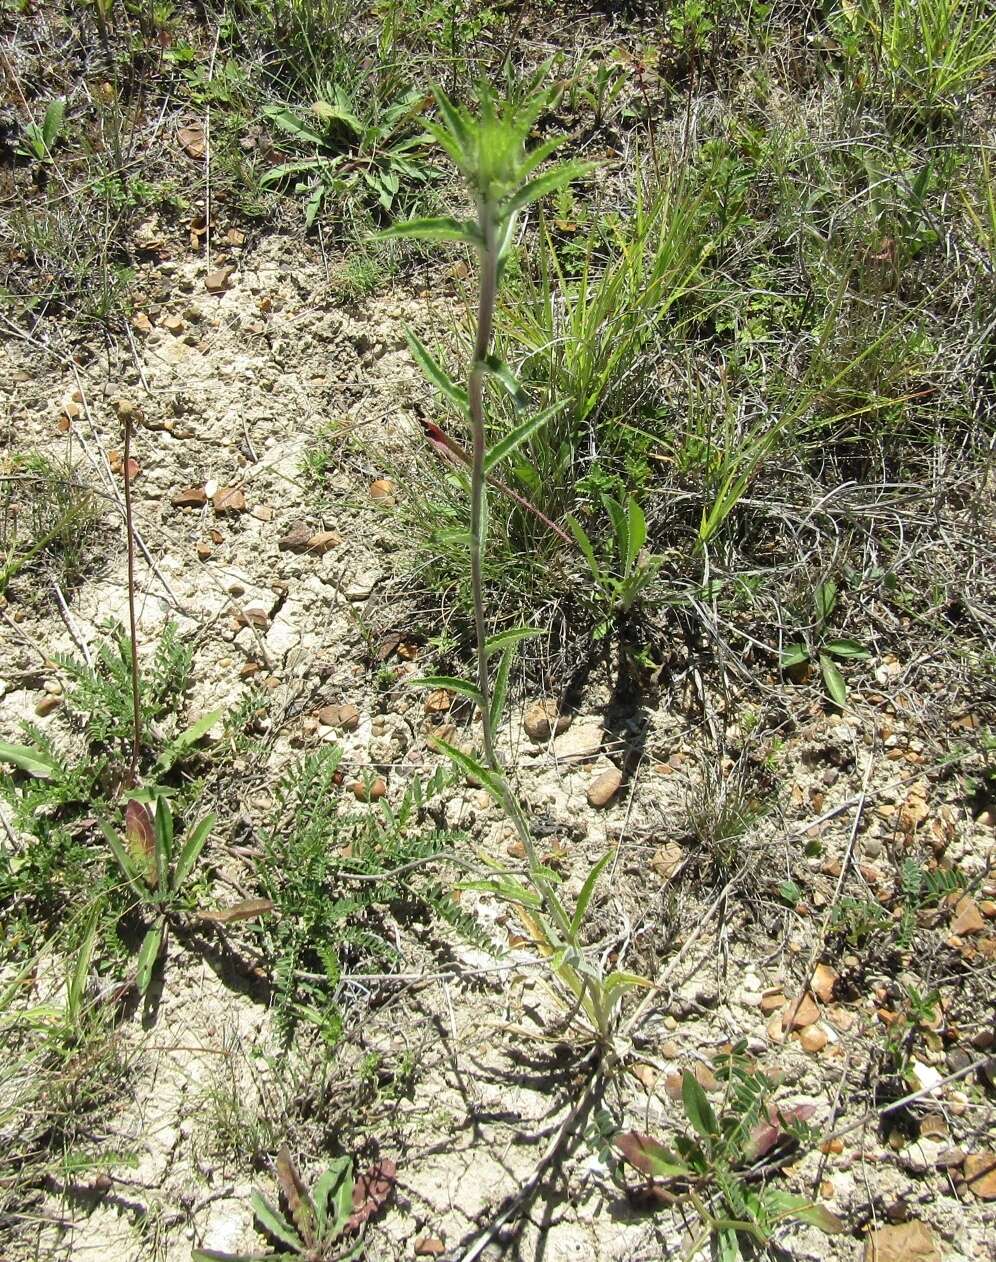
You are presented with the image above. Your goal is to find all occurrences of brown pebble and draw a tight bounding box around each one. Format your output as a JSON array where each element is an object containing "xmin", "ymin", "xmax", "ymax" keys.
[
  {"xmin": 783, "ymin": 990, "xmax": 820, "ymax": 1031},
  {"xmin": 369, "ymin": 478, "xmax": 396, "ymax": 504},
  {"xmin": 171, "ymin": 485, "xmax": 207, "ymax": 508},
  {"xmin": 587, "ymin": 766, "xmax": 622, "ymax": 808},
  {"xmin": 35, "ymin": 695, "xmax": 62, "ymax": 717},
  {"xmin": 213, "ymin": 486, "xmax": 246, "ymax": 515},
  {"xmin": 306, "ymin": 530, "xmax": 341, "ymax": 555},
  {"xmin": 196, "ymin": 542, "xmax": 212, "ymax": 560},
  {"xmin": 759, "ymin": 990, "xmax": 785, "ymax": 1014},
  {"xmin": 799, "ymin": 1024, "xmax": 828, "ymax": 1053},
  {"xmin": 523, "ymin": 698, "xmax": 571, "ymax": 742}
]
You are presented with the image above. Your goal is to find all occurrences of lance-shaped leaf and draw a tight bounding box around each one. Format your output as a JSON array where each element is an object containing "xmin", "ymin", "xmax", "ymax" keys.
[
  {"xmin": 0, "ymin": 740, "xmax": 59, "ymax": 779},
  {"xmin": 501, "ymin": 161, "xmax": 595, "ymax": 219},
  {"xmin": 249, "ymin": 1191, "xmax": 304, "ymax": 1253},
  {"xmin": 484, "ymin": 625, "xmax": 542, "ymax": 655},
  {"xmin": 135, "ymin": 920, "xmax": 164, "ymax": 995},
  {"xmin": 379, "ymin": 216, "xmax": 481, "ymax": 244},
  {"xmin": 820, "ymin": 653, "xmax": 847, "ymax": 707},
  {"xmin": 681, "ymin": 1069, "xmax": 719, "ymax": 1141},
  {"xmin": 125, "ymin": 799, "xmax": 157, "ymax": 889},
  {"xmin": 174, "ymin": 813, "xmax": 214, "ymax": 890},
  {"xmin": 484, "ymin": 401, "xmax": 567, "ymax": 473},
  {"xmin": 312, "ymin": 1156, "xmax": 353, "ymax": 1238},
  {"xmin": 404, "ymin": 329, "xmax": 468, "ymax": 409},
  {"xmin": 409, "ymin": 675, "xmax": 483, "ymax": 706},
  {"xmin": 276, "ymin": 1144, "xmax": 316, "ymax": 1246}
]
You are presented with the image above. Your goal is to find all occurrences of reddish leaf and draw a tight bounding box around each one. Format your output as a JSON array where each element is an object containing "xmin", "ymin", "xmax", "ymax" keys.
[
  {"xmin": 275, "ymin": 1144, "xmax": 314, "ymax": 1245},
  {"xmin": 195, "ymin": 898, "xmax": 275, "ymax": 925},
  {"xmin": 347, "ymin": 1158, "xmax": 396, "ymax": 1230},
  {"xmin": 613, "ymin": 1132, "xmax": 688, "ymax": 1179},
  {"xmin": 125, "ymin": 799, "xmax": 157, "ymax": 887}
]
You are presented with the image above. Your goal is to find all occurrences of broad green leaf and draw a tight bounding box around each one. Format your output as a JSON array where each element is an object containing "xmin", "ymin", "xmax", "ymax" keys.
[
  {"xmin": 312, "ymin": 98, "xmax": 362, "ymax": 134},
  {"xmin": 173, "ymin": 813, "xmax": 214, "ymax": 890},
  {"xmin": 819, "ymin": 654, "xmax": 847, "ymax": 707},
  {"xmin": 764, "ymin": 1189, "xmax": 844, "ymax": 1233},
  {"xmin": 403, "ymin": 328, "xmax": 468, "ymax": 409},
  {"xmin": 42, "ymin": 99, "xmax": 66, "ymax": 149},
  {"xmin": 379, "ymin": 216, "xmax": 481, "ymax": 244},
  {"xmin": 248, "ymin": 1193, "xmax": 304, "ymax": 1252},
  {"xmin": 570, "ymin": 852, "xmax": 611, "ymax": 936},
  {"xmin": 681, "ymin": 1069, "xmax": 719, "ymax": 1140},
  {"xmin": 484, "ymin": 625, "xmax": 542, "ymax": 655},
  {"xmin": 779, "ymin": 642, "xmax": 810, "ymax": 668},
  {"xmin": 312, "ymin": 1157, "xmax": 352, "ymax": 1236},
  {"xmin": 484, "ymin": 401, "xmax": 567, "ymax": 472},
  {"xmin": 409, "ymin": 675, "xmax": 482, "ymax": 705},
  {"xmin": 135, "ymin": 921, "xmax": 164, "ymax": 996},
  {"xmin": 0, "ymin": 740, "xmax": 58, "ymax": 779},
  {"xmin": 823, "ymin": 638, "xmax": 870, "ymax": 659},
  {"xmin": 258, "ymin": 159, "xmax": 324, "ymax": 187},
  {"xmin": 304, "ymin": 181, "xmax": 326, "ymax": 231},
  {"xmin": 613, "ymin": 1131, "xmax": 690, "ymax": 1179},
  {"xmin": 602, "ymin": 969, "xmax": 651, "ymax": 995}
]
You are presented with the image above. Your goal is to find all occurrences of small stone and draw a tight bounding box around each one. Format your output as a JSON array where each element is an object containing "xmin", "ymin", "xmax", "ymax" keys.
[
  {"xmin": 306, "ymin": 530, "xmax": 341, "ymax": 555},
  {"xmin": 251, "ymin": 504, "xmax": 274, "ymax": 522},
  {"xmin": 799, "ymin": 1024, "xmax": 828, "ymax": 1053},
  {"xmin": 664, "ymin": 1072, "xmax": 683, "ymax": 1100},
  {"xmin": 163, "ymin": 314, "xmax": 184, "ymax": 335},
  {"xmin": 759, "ymin": 990, "xmax": 785, "ymax": 1015},
  {"xmin": 783, "ymin": 991, "xmax": 820, "ymax": 1031},
  {"xmin": 811, "ymin": 963, "xmax": 838, "ymax": 1004},
  {"xmin": 132, "ymin": 311, "xmax": 153, "ymax": 335},
  {"xmin": 523, "ymin": 699, "xmax": 571, "ymax": 742},
  {"xmin": 964, "ymin": 1152, "xmax": 996, "ymax": 1199},
  {"xmin": 352, "ymin": 777, "xmax": 387, "ymax": 802},
  {"xmin": 659, "ymin": 1040, "xmax": 681, "ymax": 1060},
  {"xmin": 951, "ymin": 895, "xmax": 985, "ymax": 937},
  {"xmin": 369, "ymin": 477, "xmax": 396, "ymax": 504},
  {"xmin": 919, "ymin": 1114, "xmax": 947, "ymax": 1140},
  {"xmin": 693, "ymin": 1063, "xmax": 719, "ymax": 1092},
  {"xmin": 587, "ymin": 767, "xmax": 622, "ymax": 808},
  {"xmin": 35, "ymin": 695, "xmax": 61, "ymax": 717},
  {"xmin": 279, "ymin": 523, "xmax": 313, "ymax": 553},
  {"xmin": 766, "ymin": 1013, "xmax": 785, "ymax": 1043},
  {"xmin": 196, "ymin": 542, "xmax": 212, "ymax": 560},
  {"xmin": 213, "ymin": 486, "xmax": 246, "ymax": 515},
  {"xmin": 863, "ymin": 1220, "xmax": 941, "ymax": 1262},
  {"xmin": 553, "ymin": 717, "xmax": 603, "ymax": 761},
  {"xmin": 204, "ymin": 265, "xmax": 235, "ymax": 294},
  {"xmin": 336, "ymin": 703, "xmax": 360, "ymax": 731},
  {"xmin": 414, "ymin": 1238, "xmax": 445, "ymax": 1257},
  {"xmin": 425, "ymin": 689, "xmax": 452, "ymax": 715},
  {"xmin": 649, "ymin": 842, "xmax": 684, "ymax": 880}
]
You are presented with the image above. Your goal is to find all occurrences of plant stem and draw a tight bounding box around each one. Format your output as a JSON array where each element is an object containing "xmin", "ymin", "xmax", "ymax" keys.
[
  {"xmin": 121, "ymin": 410, "xmax": 142, "ymax": 786},
  {"xmin": 468, "ymin": 198, "xmax": 499, "ymax": 774}
]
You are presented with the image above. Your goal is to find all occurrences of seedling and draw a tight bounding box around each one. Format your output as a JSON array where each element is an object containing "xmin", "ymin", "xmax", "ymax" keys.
[
  {"xmin": 100, "ymin": 795, "xmax": 213, "ymax": 995},
  {"xmin": 608, "ymin": 1051, "xmax": 841, "ymax": 1260},
  {"xmin": 193, "ymin": 1142, "xmax": 394, "ymax": 1261},
  {"xmin": 567, "ymin": 493, "xmax": 662, "ymax": 637},
  {"xmin": 780, "ymin": 579, "xmax": 870, "ymax": 706},
  {"xmin": 16, "ymin": 99, "xmax": 65, "ymax": 164}
]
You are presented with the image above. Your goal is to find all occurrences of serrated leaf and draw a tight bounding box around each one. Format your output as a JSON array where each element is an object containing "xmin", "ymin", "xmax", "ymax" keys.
[
  {"xmin": 0, "ymin": 740, "xmax": 58, "ymax": 779},
  {"xmin": 135, "ymin": 921, "xmax": 164, "ymax": 996},
  {"xmin": 613, "ymin": 1131, "xmax": 690, "ymax": 1179},
  {"xmin": 681, "ymin": 1070, "xmax": 719, "ymax": 1140},
  {"xmin": 820, "ymin": 654, "xmax": 847, "ymax": 707},
  {"xmin": 249, "ymin": 1192, "xmax": 304, "ymax": 1252}
]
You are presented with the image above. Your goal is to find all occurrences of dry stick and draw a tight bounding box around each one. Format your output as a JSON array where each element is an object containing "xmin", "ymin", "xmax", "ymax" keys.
[
  {"xmin": 51, "ymin": 582, "xmax": 93, "ymax": 668},
  {"xmin": 121, "ymin": 410, "xmax": 142, "ymax": 785}
]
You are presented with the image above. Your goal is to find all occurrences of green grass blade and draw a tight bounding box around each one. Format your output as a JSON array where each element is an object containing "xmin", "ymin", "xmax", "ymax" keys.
[{"xmin": 173, "ymin": 813, "xmax": 214, "ymax": 890}]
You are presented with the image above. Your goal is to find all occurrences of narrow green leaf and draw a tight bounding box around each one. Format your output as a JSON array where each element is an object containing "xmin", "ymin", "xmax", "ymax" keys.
[
  {"xmin": 570, "ymin": 853, "xmax": 611, "ymax": 936},
  {"xmin": 135, "ymin": 921, "xmax": 164, "ymax": 996},
  {"xmin": 484, "ymin": 401, "xmax": 567, "ymax": 472},
  {"xmin": 458, "ymin": 877, "xmax": 544, "ymax": 909},
  {"xmin": 501, "ymin": 162, "xmax": 594, "ymax": 219},
  {"xmin": 823, "ymin": 638, "xmax": 870, "ymax": 660},
  {"xmin": 430, "ymin": 737, "xmax": 506, "ymax": 807},
  {"xmin": 312, "ymin": 98, "xmax": 362, "ymax": 133},
  {"xmin": 68, "ymin": 909, "xmax": 99, "ymax": 1022},
  {"xmin": 814, "ymin": 579, "xmax": 838, "ymax": 625},
  {"xmin": 311, "ymin": 1158, "xmax": 352, "ymax": 1237},
  {"xmin": 153, "ymin": 796, "xmax": 173, "ymax": 892},
  {"xmin": 42, "ymin": 99, "xmax": 66, "ymax": 149},
  {"xmin": 602, "ymin": 495, "xmax": 628, "ymax": 571},
  {"xmin": 155, "ymin": 709, "xmax": 222, "ymax": 774},
  {"xmin": 602, "ymin": 969, "xmax": 651, "ymax": 994},
  {"xmin": 820, "ymin": 654, "xmax": 847, "ymax": 707},
  {"xmin": 409, "ymin": 675, "xmax": 483, "ymax": 705},
  {"xmin": 402, "ymin": 328, "xmax": 468, "ymax": 409},
  {"xmin": 0, "ymin": 740, "xmax": 58, "ymax": 779},
  {"xmin": 249, "ymin": 1193, "xmax": 304, "ymax": 1252},
  {"xmin": 484, "ymin": 354, "xmax": 527, "ymax": 406},
  {"xmin": 378, "ymin": 216, "xmax": 481, "ymax": 244},
  {"xmin": 681, "ymin": 1069, "xmax": 719, "ymax": 1140},
  {"xmin": 173, "ymin": 813, "xmax": 213, "ymax": 891},
  {"xmin": 262, "ymin": 105, "xmax": 324, "ymax": 146},
  {"xmin": 489, "ymin": 644, "xmax": 514, "ymax": 731},
  {"xmin": 484, "ymin": 626, "xmax": 542, "ymax": 656},
  {"xmin": 99, "ymin": 817, "xmax": 144, "ymax": 896},
  {"xmin": 566, "ymin": 514, "xmax": 604, "ymax": 586},
  {"xmin": 625, "ymin": 497, "xmax": 647, "ymax": 575}
]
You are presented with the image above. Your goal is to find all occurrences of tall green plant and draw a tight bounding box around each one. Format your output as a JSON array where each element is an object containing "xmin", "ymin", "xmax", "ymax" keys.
[{"xmin": 382, "ymin": 81, "xmax": 648, "ymax": 1047}]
